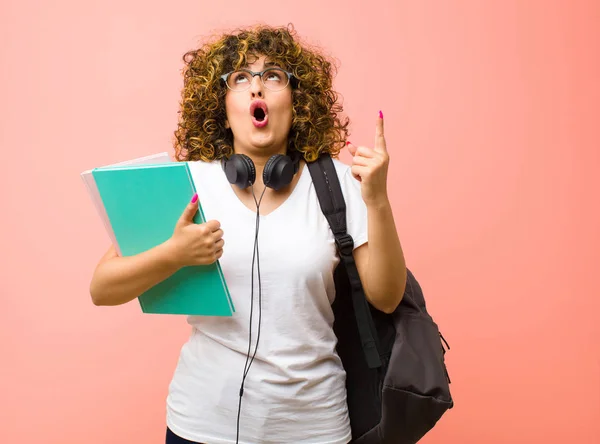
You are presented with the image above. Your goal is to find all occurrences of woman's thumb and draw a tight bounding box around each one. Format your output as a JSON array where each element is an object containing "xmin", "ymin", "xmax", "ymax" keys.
[{"xmin": 178, "ymin": 193, "xmax": 199, "ymax": 225}]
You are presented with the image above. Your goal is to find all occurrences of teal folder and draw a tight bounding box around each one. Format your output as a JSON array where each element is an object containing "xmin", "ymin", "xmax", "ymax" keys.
[{"xmin": 91, "ymin": 162, "xmax": 234, "ymax": 316}]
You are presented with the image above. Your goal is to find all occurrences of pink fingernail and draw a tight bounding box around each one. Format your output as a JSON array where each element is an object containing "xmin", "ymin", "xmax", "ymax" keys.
[
  {"xmin": 379, "ymin": 110, "xmax": 383, "ymax": 119},
  {"xmin": 191, "ymin": 193, "xmax": 198, "ymax": 203}
]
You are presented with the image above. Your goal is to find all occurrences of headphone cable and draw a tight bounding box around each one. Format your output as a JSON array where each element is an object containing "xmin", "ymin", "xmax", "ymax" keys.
[{"xmin": 236, "ymin": 186, "xmax": 266, "ymax": 444}]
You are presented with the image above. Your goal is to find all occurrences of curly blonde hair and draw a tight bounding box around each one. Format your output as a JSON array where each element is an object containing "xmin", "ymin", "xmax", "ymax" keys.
[{"xmin": 173, "ymin": 24, "xmax": 349, "ymax": 163}]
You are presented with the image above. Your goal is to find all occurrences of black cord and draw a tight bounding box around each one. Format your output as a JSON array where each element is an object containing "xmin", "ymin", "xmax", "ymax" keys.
[
  {"xmin": 236, "ymin": 186, "xmax": 266, "ymax": 444},
  {"xmin": 248, "ymin": 187, "xmax": 265, "ymax": 375}
]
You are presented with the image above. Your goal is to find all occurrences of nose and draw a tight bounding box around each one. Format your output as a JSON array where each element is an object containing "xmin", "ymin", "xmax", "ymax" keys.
[{"xmin": 249, "ymin": 74, "xmax": 264, "ymax": 98}]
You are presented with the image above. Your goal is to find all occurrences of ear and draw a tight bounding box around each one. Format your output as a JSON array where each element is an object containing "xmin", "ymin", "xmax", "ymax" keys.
[{"xmin": 225, "ymin": 119, "xmax": 230, "ymax": 129}]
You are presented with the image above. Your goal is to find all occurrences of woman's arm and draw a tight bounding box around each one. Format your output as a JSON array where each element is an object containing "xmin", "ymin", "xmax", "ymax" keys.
[
  {"xmin": 347, "ymin": 111, "xmax": 406, "ymax": 314},
  {"xmin": 353, "ymin": 201, "xmax": 407, "ymax": 314},
  {"xmin": 89, "ymin": 194, "xmax": 224, "ymax": 307},
  {"xmin": 90, "ymin": 242, "xmax": 181, "ymax": 306}
]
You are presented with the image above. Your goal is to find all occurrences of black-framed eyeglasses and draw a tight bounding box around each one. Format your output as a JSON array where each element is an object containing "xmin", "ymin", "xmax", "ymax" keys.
[{"xmin": 220, "ymin": 67, "xmax": 295, "ymax": 92}]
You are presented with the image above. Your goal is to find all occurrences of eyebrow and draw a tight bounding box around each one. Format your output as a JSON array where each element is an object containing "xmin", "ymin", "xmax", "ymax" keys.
[{"xmin": 242, "ymin": 60, "xmax": 278, "ymax": 69}]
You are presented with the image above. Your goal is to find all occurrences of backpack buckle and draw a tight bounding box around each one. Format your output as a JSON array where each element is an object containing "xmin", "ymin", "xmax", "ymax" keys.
[{"xmin": 335, "ymin": 233, "xmax": 354, "ymax": 255}]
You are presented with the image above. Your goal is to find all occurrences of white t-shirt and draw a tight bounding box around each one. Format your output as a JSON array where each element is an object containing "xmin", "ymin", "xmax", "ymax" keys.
[{"xmin": 166, "ymin": 157, "xmax": 368, "ymax": 444}]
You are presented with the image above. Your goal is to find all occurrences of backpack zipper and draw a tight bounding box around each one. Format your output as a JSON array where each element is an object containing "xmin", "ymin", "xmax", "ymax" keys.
[
  {"xmin": 440, "ymin": 333, "xmax": 450, "ymax": 351},
  {"xmin": 439, "ymin": 333, "xmax": 451, "ymax": 384}
]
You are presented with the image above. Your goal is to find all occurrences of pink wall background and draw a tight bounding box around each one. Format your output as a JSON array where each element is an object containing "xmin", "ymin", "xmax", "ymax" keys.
[{"xmin": 1, "ymin": 0, "xmax": 599, "ymax": 442}]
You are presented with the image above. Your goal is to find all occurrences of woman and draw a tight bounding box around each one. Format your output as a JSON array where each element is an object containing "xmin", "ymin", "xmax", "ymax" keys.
[{"xmin": 89, "ymin": 24, "xmax": 407, "ymax": 444}]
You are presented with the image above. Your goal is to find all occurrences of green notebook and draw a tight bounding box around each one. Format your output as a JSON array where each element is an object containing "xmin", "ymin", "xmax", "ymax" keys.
[{"xmin": 91, "ymin": 162, "xmax": 234, "ymax": 316}]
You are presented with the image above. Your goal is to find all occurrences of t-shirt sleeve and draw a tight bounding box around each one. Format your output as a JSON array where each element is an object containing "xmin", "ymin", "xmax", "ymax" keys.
[{"xmin": 339, "ymin": 164, "xmax": 369, "ymax": 250}]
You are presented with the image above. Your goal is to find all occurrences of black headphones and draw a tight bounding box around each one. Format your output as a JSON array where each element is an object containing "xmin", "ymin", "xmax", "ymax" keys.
[{"xmin": 221, "ymin": 151, "xmax": 301, "ymax": 191}]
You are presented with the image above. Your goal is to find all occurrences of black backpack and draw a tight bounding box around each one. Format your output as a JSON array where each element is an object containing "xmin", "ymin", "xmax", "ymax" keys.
[{"xmin": 308, "ymin": 154, "xmax": 454, "ymax": 444}]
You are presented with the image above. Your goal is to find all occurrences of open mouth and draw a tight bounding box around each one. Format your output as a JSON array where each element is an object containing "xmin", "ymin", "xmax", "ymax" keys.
[
  {"xmin": 250, "ymin": 100, "xmax": 269, "ymax": 127},
  {"xmin": 254, "ymin": 107, "xmax": 266, "ymax": 121}
]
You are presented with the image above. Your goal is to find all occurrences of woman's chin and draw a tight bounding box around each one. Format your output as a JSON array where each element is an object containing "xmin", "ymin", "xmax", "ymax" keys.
[
  {"xmin": 234, "ymin": 128, "xmax": 288, "ymax": 155},
  {"xmin": 248, "ymin": 133, "xmax": 279, "ymax": 150}
]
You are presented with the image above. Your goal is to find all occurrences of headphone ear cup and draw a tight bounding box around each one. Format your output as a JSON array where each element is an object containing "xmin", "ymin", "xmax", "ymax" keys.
[
  {"xmin": 223, "ymin": 154, "xmax": 256, "ymax": 189},
  {"xmin": 263, "ymin": 154, "xmax": 295, "ymax": 191}
]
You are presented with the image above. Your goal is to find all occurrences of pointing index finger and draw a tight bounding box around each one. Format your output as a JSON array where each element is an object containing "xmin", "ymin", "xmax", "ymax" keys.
[{"xmin": 375, "ymin": 110, "xmax": 387, "ymax": 153}]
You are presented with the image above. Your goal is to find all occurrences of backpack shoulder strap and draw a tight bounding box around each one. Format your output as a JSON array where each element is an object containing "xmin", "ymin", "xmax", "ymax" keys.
[{"xmin": 308, "ymin": 154, "xmax": 382, "ymax": 369}]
